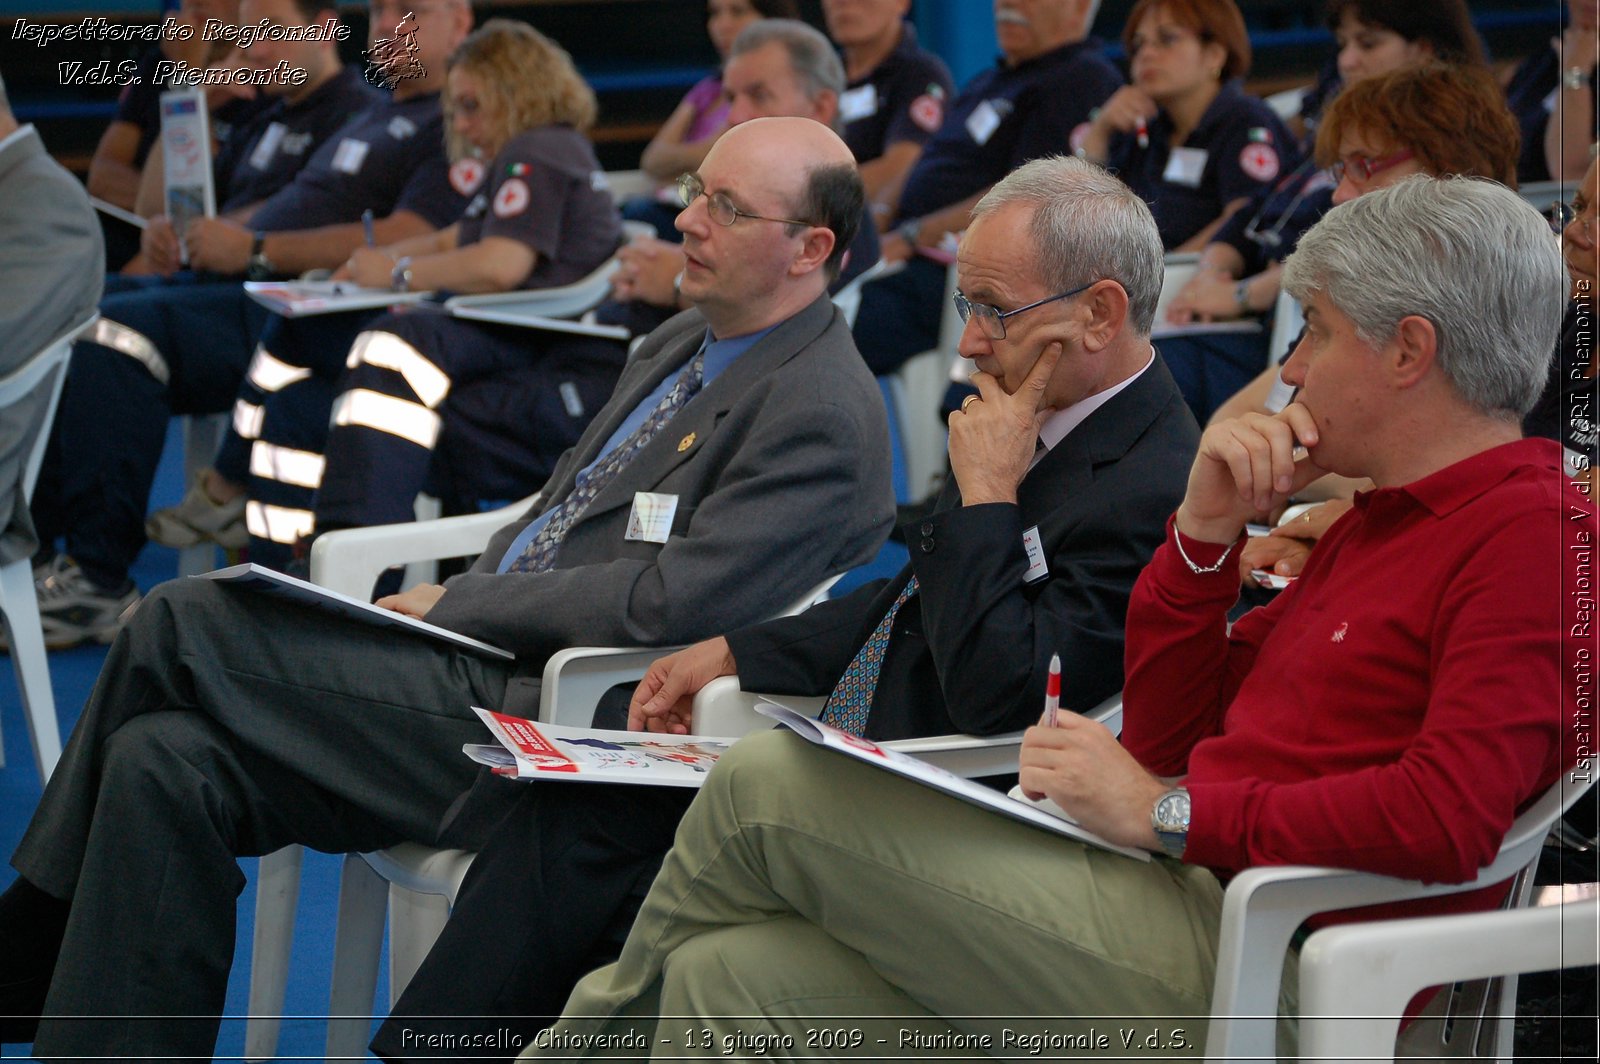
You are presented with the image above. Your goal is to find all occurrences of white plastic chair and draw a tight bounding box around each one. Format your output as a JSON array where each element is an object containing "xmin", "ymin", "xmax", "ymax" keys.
[
  {"xmin": 1204, "ymin": 768, "xmax": 1595, "ymax": 1063},
  {"xmin": 0, "ymin": 314, "xmax": 96, "ymax": 781},
  {"xmin": 885, "ymin": 260, "xmax": 961, "ymax": 506},
  {"xmin": 1296, "ymin": 895, "xmax": 1600, "ymax": 1061},
  {"xmin": 174, "ymin": 412, "xmax": 228, "ymax": 577}
]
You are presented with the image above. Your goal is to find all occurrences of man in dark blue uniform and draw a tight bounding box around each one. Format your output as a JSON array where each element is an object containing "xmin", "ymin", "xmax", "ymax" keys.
[
  {"xmin": 30, "ymin": 0, "xmax": 473, "ymax": 647},
  {"xmin": 826, "ymin": 0, "xmax": 955, "ymax": 219},
  {"xmin": 850, "ymin": 0, "xmax": 1122, "ymax": 376}
]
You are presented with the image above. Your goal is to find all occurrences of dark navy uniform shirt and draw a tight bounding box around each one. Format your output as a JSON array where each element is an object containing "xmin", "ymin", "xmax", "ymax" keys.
[
  {"xmin": 1211, "ymin": 159, "xmax": 1335, "ymax": 275},
  {"xmin": 1108, "ymin": 81, "xmax": 1300, "ymax": 249},
  {"xmin": 115, "ymin": 46, "xmax": 273, "ymax": 169},
  {"xmin": 1504, "ymin": 46, "xmax": 1598, "ymax": 186},
  {"xmin": 896, "ymin": 38, "xmax": 1122, "ymax": 222},
  {"xmin": 840, "ymin": 22, "xmax": 956, "ymax": 165},
  {"xmin": 247, "ymin": 92, "xmax": 464, "ymax": 233},
  {"xmin": 454, "ymin": 125, "xmax": 621, "ymax": 290},
  {"xmin": 216, "ymin": 66, "xmax": 378, "ymax": 215}
]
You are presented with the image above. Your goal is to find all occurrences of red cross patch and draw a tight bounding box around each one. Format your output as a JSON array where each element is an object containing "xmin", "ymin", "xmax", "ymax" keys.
[
  {"xmin": 1239, "ymin": 143, "xmax": 1281, "ymax": 183},
  {"xmin": 493, "ymin": 177, "xmax": 531, "ymax": 218},
  {"xmin": 449, "ymin": 157, "xmax": 486, "ymax": 196},
  {"xmin": 910, "ymin": 94, "xmax": 943, "ymax": 133}
]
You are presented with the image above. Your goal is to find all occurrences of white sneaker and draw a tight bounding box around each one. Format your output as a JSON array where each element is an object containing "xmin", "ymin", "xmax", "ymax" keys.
[{"xmin": 146, "ymin": 470, "xmax": 248, "ymax": 549}]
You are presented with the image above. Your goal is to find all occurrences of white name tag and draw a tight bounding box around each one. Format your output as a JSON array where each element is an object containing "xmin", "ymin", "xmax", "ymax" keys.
[
  {"xmin": 248, "ymin": 122, "xmax": 286, "ymax": 171},
  {"xmin": 625, "ymin": 491, "xmax": 679, "ymax": 544},
  {"xmin": 966, "ymin": 100, "xmax": 1002, "ymax": 146},
  {"xmin": 839, "ymin": 84, "xmax": 879, "ymax": 123},
  {"xmin": 1022, "ymin": 525, "xmax": 1049, "ymax": 583},
  {"xmin": 332, "ymin": 138, "xmax": 370, "ymax": 175},
  {"xmin": 1163, "ymin": 146, "xmax": 1209, "ymax": 188}
]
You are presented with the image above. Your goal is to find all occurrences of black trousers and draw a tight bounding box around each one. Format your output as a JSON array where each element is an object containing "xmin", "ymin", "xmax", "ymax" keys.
[{"xmin": 371, "ymin": 781, "xmax": 696, "ymax": 1062}]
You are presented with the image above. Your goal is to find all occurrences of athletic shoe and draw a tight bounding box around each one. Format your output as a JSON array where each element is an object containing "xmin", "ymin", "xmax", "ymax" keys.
[
  {"xmin": 33, "ymin": 556, "xmax": 142, "ymax": 650},
  {"xmin": 146, "ymin": 469, "xmax": 248, "ymax": 550}
]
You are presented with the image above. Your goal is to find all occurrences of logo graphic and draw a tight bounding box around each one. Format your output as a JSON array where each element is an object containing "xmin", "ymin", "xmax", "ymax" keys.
[
  {"xmin": 1240, "ymin": 143, "xmax": 1281, "ymax": 183},
  {"xmin": 1331, "ymin": 622, "xmax": 1349, "ymax": 643},
  {"xmin": 366, "ymin": 11, "xmax": 425, "ymax": 89}
]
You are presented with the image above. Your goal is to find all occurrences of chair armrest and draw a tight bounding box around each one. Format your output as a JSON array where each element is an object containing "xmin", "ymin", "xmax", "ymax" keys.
[
  {"xmin": 444, "ymin": 262, "xmax": 618, "ymax": 320},
  {"xmin": 538, "ymin": 645, "xmax": 686, "ymax": 727},
  {"xmin": 692, "ymin": 675, "xmax": 824, "ymax": 736},
  {"xmin": 308, "ymin": 494, "xmax": 538, "ymax": 599}
]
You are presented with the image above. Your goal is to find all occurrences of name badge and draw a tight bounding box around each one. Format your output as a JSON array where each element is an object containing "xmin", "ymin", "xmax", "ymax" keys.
[
  {"xmin": 332, "ymin": 138, "xmax": 370, "ymax": 175},
  {"xmin": 1163, "ymin": 146, "xmax": 1209, "ymax": 188},
  {"xmin": 839, "ymin": 84, "xmax": 879, "ymax": 123},
  {"xmin": 248, "ymin": 122, "xmax": 286, "ymax": 171},
  {"xmin": 625, "ymin": 491, "xmax": 679, "ymax": 544},
  {"xmin": 1022, "ymin": 525, "xmax": 1049, "ymax": 583},
  {"xmin": 966, "ymin": 100, "xmax": 1002, "ymax": 146}
]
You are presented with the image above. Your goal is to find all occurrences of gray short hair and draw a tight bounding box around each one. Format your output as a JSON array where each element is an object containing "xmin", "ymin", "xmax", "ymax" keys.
[
  {"xmin": 730, "ymin": 19, "xmax": 845, "ymax": 103},
  {"xmin": 971, "ymin": 155, "xmax": 1164, "ymax": 335},
  {"xmin": 1282, "ymin": 175, "xmax": 1566, "ymax": 419}
]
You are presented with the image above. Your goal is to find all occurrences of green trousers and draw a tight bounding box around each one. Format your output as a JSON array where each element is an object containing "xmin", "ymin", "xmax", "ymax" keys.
[{"xmin": 522, "ymin": 730, "xmax": 1297, "ymax": 1061}]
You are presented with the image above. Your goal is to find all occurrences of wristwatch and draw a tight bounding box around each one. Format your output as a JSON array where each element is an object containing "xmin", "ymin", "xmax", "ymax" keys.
[
  {"xmin": 390, "ymin": 255, "xmax": 414, "ymax": 292},
  {"xmin": 1151, "ymin": 787, "xmax": 1191, "ymax": 859},
  {"xmin": 246, "ymin": 231, "xmax": 275, "ymax": 281},
  {"xmin": 1563, "ymin": 66, "xmax": 1589, "ymax": 91},
  {"xmin": 897, "ymin": 217, "xmax": 923, "ymax": 246},
  {"xmin": 1234, "ymin": 278, "xmax": 1252, "ymax": 315}
]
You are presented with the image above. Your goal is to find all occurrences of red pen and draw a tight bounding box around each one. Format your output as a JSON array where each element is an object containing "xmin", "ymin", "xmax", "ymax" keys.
[
  {"xmin": 1135, "ymin": 116, "xmax": 1150, "ymax": 150},
  {"xmin": 1044, "ymin": 652, "xmax": 1061, "ymax": 726}
]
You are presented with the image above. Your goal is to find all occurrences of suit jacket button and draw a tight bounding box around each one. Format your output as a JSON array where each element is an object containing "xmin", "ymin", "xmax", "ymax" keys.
[
  {"xmin": 920, "ymin": 537, "xmax": 935, "ymax": 553},
  {"xmin": 920, "ymin": 522, "xmax": 934, "ymax": 536}
]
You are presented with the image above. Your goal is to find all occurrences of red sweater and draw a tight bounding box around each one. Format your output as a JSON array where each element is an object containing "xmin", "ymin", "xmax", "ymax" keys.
[{"xmin": 1124, "ymin": 437, "xmax": 1593, "ymax": 926}]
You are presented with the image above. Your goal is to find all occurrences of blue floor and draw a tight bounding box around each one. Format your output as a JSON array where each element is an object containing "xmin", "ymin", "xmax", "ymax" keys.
[
  {"xmin": 0, "ymin": 420, "xmax": 911, "ymax": 1061},
  {"xmin": 1, "ymin": 420, "xmax": 391, "ymax": 1061}
]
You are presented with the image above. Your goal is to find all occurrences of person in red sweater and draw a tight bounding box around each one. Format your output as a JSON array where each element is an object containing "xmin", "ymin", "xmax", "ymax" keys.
[{"xmin": 517, "ymin": 174, "xmax": 1591, "ymax": 1060}]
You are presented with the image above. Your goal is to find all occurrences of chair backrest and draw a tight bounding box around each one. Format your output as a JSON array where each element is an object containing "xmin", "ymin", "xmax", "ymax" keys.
[
  {"xmin": 0, "ymin": 314, "xmax": 97, "ymax": 497},
  {"xmin": 831, "ymin": 257, "xmax": 892, "ymax": 329},
  {"xmin": 1205, "ymin": 767, "xmax": 1596, "ymax": 1063}
]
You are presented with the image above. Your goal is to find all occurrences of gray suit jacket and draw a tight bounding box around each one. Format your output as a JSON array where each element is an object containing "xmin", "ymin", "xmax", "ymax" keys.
[
  {"xmin": 426, "ymin": 293, "xmax": 894, "ymax": 711},
  {"xmin": 0, "ymin": 126, "xmax": 104, "ymax": 564}
]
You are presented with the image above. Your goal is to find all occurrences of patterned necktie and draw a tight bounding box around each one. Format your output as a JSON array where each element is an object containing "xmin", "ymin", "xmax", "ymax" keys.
[
  {"xmin": 507, "ymin": 347, "xmax": 708, "ymax": 574},
  {"xmin": 818, "ymin": 575, "xmax": 919, "ymax": 736}
]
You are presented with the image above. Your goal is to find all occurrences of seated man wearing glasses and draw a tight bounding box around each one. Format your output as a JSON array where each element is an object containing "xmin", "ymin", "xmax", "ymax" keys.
[
  {"xmin": 368, "ymin": 154, "xmax": 1199, "ymax": 1060},
  {"xmin": 0, "ymin": 116, "xmax": 893, "ymax": 1062}
]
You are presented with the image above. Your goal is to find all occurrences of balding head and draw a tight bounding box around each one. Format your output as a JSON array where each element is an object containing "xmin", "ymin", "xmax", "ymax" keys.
[{"xmin": 676, "ymin": 117, "xmax": 863, "ymax": 335}]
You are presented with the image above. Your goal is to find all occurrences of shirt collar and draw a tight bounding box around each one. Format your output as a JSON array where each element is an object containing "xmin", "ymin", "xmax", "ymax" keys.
[
  {"xmin": 1037, "ymin": 346, "xmax": 1156, "ymax": 452},
  {"xmin": 699, "ymin": 321, "xmax": 779, "ymax": 384},
  {"xmin": 0, "ymin": 124, "xmax": 36, "ymax": 158},
  {"xmin": 1359, "ymin": 437, "xmax": 1563, "ymax": 518}
]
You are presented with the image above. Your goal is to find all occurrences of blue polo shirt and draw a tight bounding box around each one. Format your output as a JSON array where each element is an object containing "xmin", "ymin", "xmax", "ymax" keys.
[
  {"xmin": 495, "ymin": 323, "xmax": 778, "ymax": 572},
  {"xmin": 896, "ymin": 37, "xmax": 1122, "ymax": 222}
]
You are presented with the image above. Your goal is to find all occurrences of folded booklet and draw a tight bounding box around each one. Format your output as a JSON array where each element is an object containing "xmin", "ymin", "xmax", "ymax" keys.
[
  {"xmin": 243, "ymin": 280, "xmax": 435, "ymax": 317},
  {"xmin": 465, "ymin": 707, "xmax": 741, "ymax": 787},
  {"xmin": 757, "ymin": 700, "xmax": 1150, "ymax": 861},
  {"xmin": 196, "ymin": 562, "xmax": 513, "ymax": 660}
]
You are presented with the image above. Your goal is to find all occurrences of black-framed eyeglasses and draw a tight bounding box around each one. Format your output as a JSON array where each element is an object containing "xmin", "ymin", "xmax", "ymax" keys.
[
  {"xmin": 954, "ymin": 281, "xmax": 1097, "ymax": 341},
  {"xmin": 677, "ymin": 173, "xmax": 816, "ymax": 228}
]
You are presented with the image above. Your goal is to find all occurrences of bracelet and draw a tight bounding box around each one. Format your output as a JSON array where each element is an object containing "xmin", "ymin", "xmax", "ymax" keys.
[
  {"xmin": 1563, "ymin": 65, "xmax": 1589, "ymax": 91},
  {"xmin": 1173, "ymin": 517, "xmax": 1238, "ymax": 575}
]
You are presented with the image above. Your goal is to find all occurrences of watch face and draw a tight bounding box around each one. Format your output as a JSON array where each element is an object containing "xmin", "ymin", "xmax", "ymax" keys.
[{"xmin": 1156, "ymin": 791, "xmax": 1190, "ymax": 831}]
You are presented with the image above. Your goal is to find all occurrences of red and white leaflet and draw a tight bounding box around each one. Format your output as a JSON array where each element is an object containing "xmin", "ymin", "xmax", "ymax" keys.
[{"xmin": 465, "ymin": 707, "xmax": 743, "ymax": 788}]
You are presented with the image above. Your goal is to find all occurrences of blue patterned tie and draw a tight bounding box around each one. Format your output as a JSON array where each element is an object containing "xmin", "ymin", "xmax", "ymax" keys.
[
  {"xmin": 507, "ymin": 347, "xmax": 707, "ymax": 574},
  {"xmin": 818, "ymin": 575, "xmax": 919, "ymax": 736}
]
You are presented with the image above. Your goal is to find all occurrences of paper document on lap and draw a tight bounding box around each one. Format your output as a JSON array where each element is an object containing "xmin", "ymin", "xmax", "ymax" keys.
[
  {"xmin": 758, "ymin": 700, "xmax": 1151, "ymax": 861},
  {"xmin": 466, "ymin": 707, "xmax": 742, "ymax": 787}
]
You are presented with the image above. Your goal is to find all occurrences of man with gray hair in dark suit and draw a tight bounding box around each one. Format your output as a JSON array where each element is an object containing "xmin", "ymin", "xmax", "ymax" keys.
[{"xmin": 0, "ymin": 115, "xmax": 892, "ymax": 1062}]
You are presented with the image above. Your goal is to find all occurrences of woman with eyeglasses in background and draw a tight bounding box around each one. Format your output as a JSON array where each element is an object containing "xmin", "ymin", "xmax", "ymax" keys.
[
  {"xmin": 1161, "ymin": 0, "xmax": 1488, "ymax": 418},
  {"xmin": 1075, "ymin": 0, "xmax": 1298, "ymax": 253},
  {"xmin": 1215, "ymin": 63, "xmax": 1533, "ymax": 584}
]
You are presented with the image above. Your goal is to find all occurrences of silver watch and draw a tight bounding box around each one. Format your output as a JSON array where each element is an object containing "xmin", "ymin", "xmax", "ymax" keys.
[{"xmin": 1152, "ymin": 787, "xmax": 1191, "ymax": 859}]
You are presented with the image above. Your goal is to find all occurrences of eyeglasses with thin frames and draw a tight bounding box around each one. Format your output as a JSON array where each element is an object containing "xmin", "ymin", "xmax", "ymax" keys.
[
  {"xmin": 1328, "ymin": 149, "xmax": 1414, "ymax": 185},
  {"xmin": 677, "ymin": 173, "xmax": 816, "ymax": 228},
  {"xmin": 953, "ymin": 281, "xmax": 1097, "ymax": 341}
]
